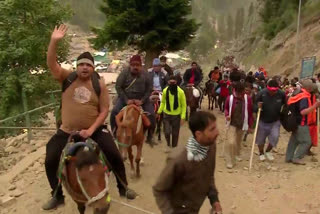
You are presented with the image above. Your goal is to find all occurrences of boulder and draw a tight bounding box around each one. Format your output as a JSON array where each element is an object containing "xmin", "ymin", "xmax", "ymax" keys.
[
  {"xmin": 0, "ymin": 195, "xmax": 16, "ymax": 207},
  {"xmin": 5, "ymin": 146, "xmax": 17, "ymax": 154},
  {"xmin": 9, "ymin": 189, "xmax": 24, "ymax": 198}
]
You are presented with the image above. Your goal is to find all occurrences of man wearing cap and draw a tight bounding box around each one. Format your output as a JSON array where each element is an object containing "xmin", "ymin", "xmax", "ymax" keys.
[
  {"xmin": 148, "ymin": 58, "xmax": 167, "ymax": 91},
  {"xmin": 255, "ymin": 79, "xmax": 286, "ymax": 161},
  {"xmin": 285, "ymin": 79, "xmax": 320, "ymax": 165},
  {"xmin": 42, "ymin": 25, "xmax": 136, "ymax": 210},
  {"xmin": 110, "ymin": 54, "xmax": 155, "ymax": 143}
]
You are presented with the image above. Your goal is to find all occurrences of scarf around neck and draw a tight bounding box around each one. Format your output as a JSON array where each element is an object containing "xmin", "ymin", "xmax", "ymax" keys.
[
  {"xmin": 166, "ymin": 84, "xmax": 178, "ymax": 111},
  {"xmin": 186, "ymin": 136, "xmax": 209, "ymax": 162}
]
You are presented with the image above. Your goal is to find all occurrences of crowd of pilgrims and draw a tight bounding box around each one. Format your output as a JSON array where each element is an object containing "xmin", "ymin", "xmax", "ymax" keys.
[{"xmin": 204, "ymin": 66, "xmax": 319, "ymax": 168}]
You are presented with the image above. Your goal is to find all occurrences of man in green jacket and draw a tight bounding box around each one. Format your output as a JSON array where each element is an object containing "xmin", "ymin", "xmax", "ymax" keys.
[{"xmin": 158, "ymin": 75, "xmax": 187, "ymax": 149}]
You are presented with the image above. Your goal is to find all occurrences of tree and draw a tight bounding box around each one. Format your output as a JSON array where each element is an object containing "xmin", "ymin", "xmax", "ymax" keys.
[
  {"xmin": 218, "ymin": 15, "xmax": 226, "ymax": 39},
  {"xmin": 227, "ymin": 14, "xmax": 234, "ymax": 40},
  {"xmin": 248, "ymin": 2, "xmax": 254, "ymax": 17},
  {"xmin": 93, "ymin": 0, "xmax": 199, "ymax": 68},
  {"xmin": 260, "ymin": 0, "xmax": 303, "ymax": 39},
  {"xmin": 234, "ymin": 7, "xmax": 245, "ymax": 39},
  {"xmin": 0, "ymin": 0, "xmax": 71, "ymax": 136}
]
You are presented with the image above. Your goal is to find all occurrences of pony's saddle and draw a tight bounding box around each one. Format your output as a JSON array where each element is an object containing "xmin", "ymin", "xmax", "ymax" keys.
[
  {"xmin": 116, "ymin": 104, "xmax": 151, "ymax": 128},
  {"xmin": 65, "ymin": 141, "xmax": 96, "ymax": 157},
  {"xmin": 150, "ymin": 91, "xmax": 162, "ymax": 104},
  {"xmin": 58, "ymin": 139, "xmax": 108, "ymax": 181}
]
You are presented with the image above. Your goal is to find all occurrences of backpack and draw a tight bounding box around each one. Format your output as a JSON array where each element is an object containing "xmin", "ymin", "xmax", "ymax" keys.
[
  {"xmin": 280, "ymin": 101, "xmax": 298, "ymax": 132},
  {"xmin": 55, "ymin": 72, "xmax": 101, "ymax": 129}
]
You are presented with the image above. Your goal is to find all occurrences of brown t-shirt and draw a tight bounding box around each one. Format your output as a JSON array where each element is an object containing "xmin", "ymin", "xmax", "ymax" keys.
[{"xmin": 57, "ymin": 69, "xmax": 109, "ymax": 133}]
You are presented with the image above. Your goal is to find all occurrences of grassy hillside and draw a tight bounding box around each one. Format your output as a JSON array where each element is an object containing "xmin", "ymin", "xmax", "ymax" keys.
[{"xmin": 227, "ymin": 0, "xmax": 320, "ymax": 78}]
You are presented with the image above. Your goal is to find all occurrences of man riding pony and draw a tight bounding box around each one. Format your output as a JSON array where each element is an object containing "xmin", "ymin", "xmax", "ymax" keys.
[
  {"xmin": 43, "ymin": 25, "xmax": 136, "ymax": 211},
  {"xmin": 110, "ymin": 55, "xmax": 156, "ymax": 145}
]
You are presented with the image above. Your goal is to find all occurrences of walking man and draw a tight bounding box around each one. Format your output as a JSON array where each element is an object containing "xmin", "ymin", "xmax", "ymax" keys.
[
  {"xmin": 285, "ymin": 79, "xmax": 320, "ymax": 165},
  {"xmin": 255, "ymin": 79, "xmax": 286, "ymax": 161},
  {"xmin": 43, "ymin": 25, "xmax": 135, "ymax": 210},
  {"xmin": 157, "ymin": 76, "xmax": 187, "ymax": 150},
  {"xmin": 153, "ymin": 111, "xmax": 222, "ymax": 214},
  {"xmin": 148, "ymin": 58, "xmax": 167, "ymax": 91},
  {"xmin": 224, "ymin": 81, "xmax": 253, "ymax": 168},
  {"xmin": 218, "ymin": 74, "xmax": 230, "ymax": 112},
  {"xmin": 160, "ymin": 56, "xmax": 173, "ymax": 76}
]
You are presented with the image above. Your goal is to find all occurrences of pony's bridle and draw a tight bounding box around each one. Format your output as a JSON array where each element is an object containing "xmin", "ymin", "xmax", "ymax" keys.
[{"xmin": 75, "ymin": 167, "xmax": 110, "ymax": 206}]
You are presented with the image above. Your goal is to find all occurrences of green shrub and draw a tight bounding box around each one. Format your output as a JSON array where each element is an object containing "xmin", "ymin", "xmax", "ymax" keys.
[{"xmin": 260, "ymin": 0, "xmax": 301, "ymax": 40}]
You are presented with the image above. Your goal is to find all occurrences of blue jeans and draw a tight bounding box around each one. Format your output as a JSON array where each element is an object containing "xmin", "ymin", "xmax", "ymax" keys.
[{"xmin": 110, "ymin": 98, "xmax": 155, "ymax": 138}]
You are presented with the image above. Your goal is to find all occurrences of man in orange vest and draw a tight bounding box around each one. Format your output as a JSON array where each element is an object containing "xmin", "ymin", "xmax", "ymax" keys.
[
  {"xmin": 208, "ymin": 66, "xmax": 221, "ymax": 83},
  {"xmin": 285, "ymin": 79, "xmax": 320, "ymax": 165}
]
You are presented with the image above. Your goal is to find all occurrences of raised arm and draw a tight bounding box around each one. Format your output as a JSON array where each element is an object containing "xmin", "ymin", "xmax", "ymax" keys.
[{"xmin": 47, "ymin": 24, "xmax": 69, "ymax": 81}]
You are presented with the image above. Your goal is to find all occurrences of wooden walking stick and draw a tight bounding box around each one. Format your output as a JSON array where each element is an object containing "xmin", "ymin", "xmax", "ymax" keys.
[
  {"xmin": 220, "ymin": 124, "xmax": 229, "ymax": 158},
  {"xmin": 249, "ymin": 107, "xmax": 262, "ymax": 172},
  {"xmin": 317, "ymin": 108, "xmax": 320, "ymax": 140}
]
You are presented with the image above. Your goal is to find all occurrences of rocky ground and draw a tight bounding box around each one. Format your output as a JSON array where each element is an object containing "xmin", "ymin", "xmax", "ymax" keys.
[{"xmin": 0, "ymin": 100, "xmax": 320, "ymax": 214}]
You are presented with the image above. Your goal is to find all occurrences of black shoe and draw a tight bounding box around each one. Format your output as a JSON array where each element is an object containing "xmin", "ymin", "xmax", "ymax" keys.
[
  {"xmin": 146, "ymin": 138, "xmax": 156, "ymax": 147},
  {"xmin": 120, "ymin": 189, "xmax": 137, "ymax": 200},
  {"xmin": 42, "ymin": 197, "xmax": 64, "ymax": 210}
]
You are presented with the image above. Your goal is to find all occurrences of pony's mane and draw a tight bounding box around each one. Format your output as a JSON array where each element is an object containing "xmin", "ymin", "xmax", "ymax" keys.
[
  {"xmin": 121, "ymin": 106, "xmax": 140, "ymax": 129},
  {"xmin": 75, "ymin": 147, "xmax": 100, "ymax": 170}
]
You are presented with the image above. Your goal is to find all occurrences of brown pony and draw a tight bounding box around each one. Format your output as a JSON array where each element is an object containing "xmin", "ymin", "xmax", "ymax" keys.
[
  {"xmin": 115, "ymin": 104, "xmax": 150, "ymax": 177},
  {"xmin": 61, "ymin": 136, "xmax": 110, "ymax": 214},
  {"xmin": 150, "ymin": 91, "xmax": 163, "ymax": 141},
  {"xmin": 205, "ymin": 80, "xmax": 219, "ymax": 110},
  {"xmin": 184, "ymin": 85, "xmax": 200, "ymax": 120}
]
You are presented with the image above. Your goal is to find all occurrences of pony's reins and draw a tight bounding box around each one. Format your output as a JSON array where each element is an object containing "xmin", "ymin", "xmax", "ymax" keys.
[{"xmin": 75, "ymin": 168, "xmax": 110, "ymax": 206}]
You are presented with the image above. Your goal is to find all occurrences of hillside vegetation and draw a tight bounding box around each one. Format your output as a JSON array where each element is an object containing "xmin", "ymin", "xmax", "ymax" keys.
[{"xmin": 237, "ymin": 0, "xmax": 320, "ymax": 77}]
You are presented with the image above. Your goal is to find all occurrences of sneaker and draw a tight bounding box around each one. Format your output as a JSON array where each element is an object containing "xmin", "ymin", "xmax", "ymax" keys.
[
  {"xmin": 265, "ymin": 152, "xmax": 274, "ymax": 161},
  {"xmin": 164, "ymin": 147, "xmax": 170, "ymax": 153},
  {"xmin": 307, "ymin": 150, "xmax": 316, "ymax": 156},
  {"xmin": 120, "ymin": 189, "xmax": 137, "ymax": 200},
  {"xmin": 42, "ymin": 197, "xmax": 64, "ymax": 210},
  {"xmin": 146, "ymin": 138, "xmax": 156, "ymax": 147},
  {"xmin": 140, "ymin": 157, "xmax": 145, "ymax": 166},
  {"xmin": 292, "ymin": 159, "xmax": 306, "ymax": 165},
  {"xmin": 235, "ymin": 156, "xmax": 243, "ymax": 162},
  {"xmin": 259, "ymin": 154, "xmax": 266, "ymax": 161}
]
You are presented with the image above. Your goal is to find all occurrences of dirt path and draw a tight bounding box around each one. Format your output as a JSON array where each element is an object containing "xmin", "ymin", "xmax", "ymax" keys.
[{"xmin": 1, "ymin": 104, "xmax": 320, "ymax": 214}]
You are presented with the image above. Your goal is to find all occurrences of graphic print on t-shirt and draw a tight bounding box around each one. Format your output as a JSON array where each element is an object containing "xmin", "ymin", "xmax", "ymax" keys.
[{"xmin": 73, "ymin": 86, "xmax": 92, "ymax": 104}]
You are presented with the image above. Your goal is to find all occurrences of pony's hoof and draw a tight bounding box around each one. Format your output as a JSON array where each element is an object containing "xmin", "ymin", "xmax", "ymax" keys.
[
  {"xmin": 140, "ymin": 158, "xmax": 145, "ymax": 166},
  {"xmin": 130, "ymin": 170, "xmax": 135, "ymax": 178}
]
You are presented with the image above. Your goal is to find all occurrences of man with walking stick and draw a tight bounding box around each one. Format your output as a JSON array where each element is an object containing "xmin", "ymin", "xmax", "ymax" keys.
[
  {"xmin": 224, "ymin": 81, "xmax": 253, "ymax": 169},
  {"xmin": 255, "ymin": 80, "xmax": 286, "ymax": 161}
]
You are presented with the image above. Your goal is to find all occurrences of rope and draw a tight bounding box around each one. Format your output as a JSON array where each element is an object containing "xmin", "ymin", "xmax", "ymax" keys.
[
  {"xmin": 75, "ymin": 168, "xmax": 91, "ymax": 201},
  {"xmin": 115, "ymin": 139, "xmax": 130, "ymax": 148},
  {"xmin": 111, "ymin": 199, "xmax": 156, "ymax": 214}
]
